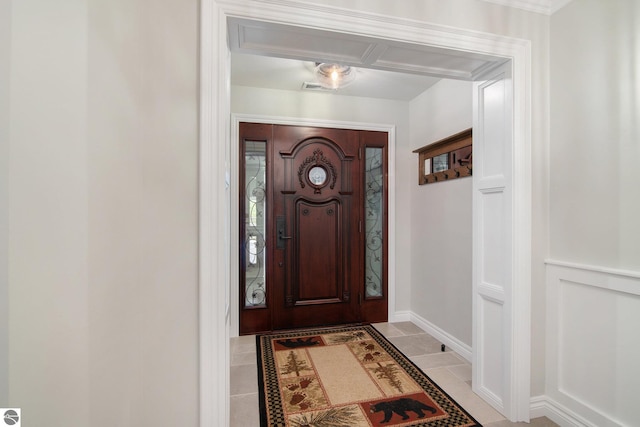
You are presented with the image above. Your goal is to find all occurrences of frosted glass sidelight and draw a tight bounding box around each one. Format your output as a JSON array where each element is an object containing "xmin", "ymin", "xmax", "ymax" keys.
[
  {"xmin": 365, "ymin": 147, "xmax": 383, "ymax": 298},
  {"xmin": 244, "ymin": 141, "xmax": 266, "ymax": 307}
]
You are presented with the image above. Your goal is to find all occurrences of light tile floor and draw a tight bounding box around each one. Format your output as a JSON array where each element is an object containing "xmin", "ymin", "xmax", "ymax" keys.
[{"xmin": 230, "ymin": 321, "xmax": 558, "ymax": 427}]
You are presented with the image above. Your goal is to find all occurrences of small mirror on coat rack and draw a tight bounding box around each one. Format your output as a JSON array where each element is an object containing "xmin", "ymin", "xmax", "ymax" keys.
[{"xmin": 413, "ymin": 128, "xmax": 472, "ymax": 185}]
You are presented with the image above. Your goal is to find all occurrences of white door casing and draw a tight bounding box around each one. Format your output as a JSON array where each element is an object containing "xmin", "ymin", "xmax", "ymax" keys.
[{"xmin": 200, "ymin": 1, "xmax": 532, "ymax": 425}]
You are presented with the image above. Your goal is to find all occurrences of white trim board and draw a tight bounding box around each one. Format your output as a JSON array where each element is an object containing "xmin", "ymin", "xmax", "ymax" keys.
[
  {"xmin": 229, "ymin": 113, "xmax": 397, "ymax": 338},
  {"xmin": 199, "ymin": 2, "xmax": 229, "ymax": 426},
  {"xmin": 410, "ymin": 312, "xmax": 473, "ymax": 362},
  {"xmin": 530, "ymin": 395, "xmax": 601, "ymax": 427},
  {"xmin": 200, "ymin": 1, "xmax": 532, "ymax": 425},
  {"xmin": 390, "ymin": 310, "xmax": 411, "ymax": 323},
  {"xmin": 546, "ymin": 259, "xmax": 640, "ymax": 283}
]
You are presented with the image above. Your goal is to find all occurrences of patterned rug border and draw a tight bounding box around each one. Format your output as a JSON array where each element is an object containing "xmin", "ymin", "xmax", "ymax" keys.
[{"xmin": 256, "ymin": 324, "xmax": 482, "ymax": 427}]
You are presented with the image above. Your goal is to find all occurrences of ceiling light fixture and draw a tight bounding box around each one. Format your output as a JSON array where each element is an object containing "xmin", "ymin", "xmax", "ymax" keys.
[{"xmin": 314, "ymin": 63, "xmax": 356, "ymax": 90}]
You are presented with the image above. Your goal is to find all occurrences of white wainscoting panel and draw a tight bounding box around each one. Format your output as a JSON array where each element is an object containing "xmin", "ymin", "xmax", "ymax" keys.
[
  {"xmin": 546, "ymin": 261, "xmax": 640, "ymax": 427},
  {"xmin": 476, "ymin": 288, "xmax": 505, "ymax": 409}
]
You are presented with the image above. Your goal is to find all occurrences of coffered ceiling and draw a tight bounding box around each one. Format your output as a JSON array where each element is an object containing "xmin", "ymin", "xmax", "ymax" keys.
[{"xmin": 228, "ymin": 18, "xmax": 507, "ymax": 101}]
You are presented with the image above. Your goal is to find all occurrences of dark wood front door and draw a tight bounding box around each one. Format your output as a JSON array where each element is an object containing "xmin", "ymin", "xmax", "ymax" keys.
[
  {"xmin": 272, "ymin": 125, "xmax": 362, "ymax": 330},
  {"xmin": 239, "ymin": 122, "xmax": 388, "ymax": 334}
]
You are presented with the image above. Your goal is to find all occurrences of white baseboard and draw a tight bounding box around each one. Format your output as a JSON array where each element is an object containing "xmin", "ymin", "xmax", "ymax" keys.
[
  {"xmin": 389, "ymin": 310, "xmax": 411, "ymax": 323},
  {"xmin": 407, "ymin": 311, "xmax": 472, "ymax": 362},
  {"xmin": 529, "ymin": 395, "xmax": 548, "ymax": 419},
  {"xmin": 530, "ymin": 395, "xmax": 597, "ymax": 427}
]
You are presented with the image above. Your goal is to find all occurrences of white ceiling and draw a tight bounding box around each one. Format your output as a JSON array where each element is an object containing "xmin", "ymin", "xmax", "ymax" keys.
[
  {"xmin": 231, "ymin": 54, "xmax": 443, "ymax": 101},
  {"xmin": 229, "ymin": 18, "xmax": 506, "ymax": 102}
]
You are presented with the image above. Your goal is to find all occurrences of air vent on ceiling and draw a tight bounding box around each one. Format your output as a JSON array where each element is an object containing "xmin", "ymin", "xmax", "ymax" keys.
[{"xmin": 301, "ymin": 82, "xmax": 334, "ymax": 91}]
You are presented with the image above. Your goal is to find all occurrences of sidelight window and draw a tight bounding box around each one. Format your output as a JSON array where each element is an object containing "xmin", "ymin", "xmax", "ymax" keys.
[
  {"xmin": 243, "ymin": 140, "xmax": 267, "ymax": 307},
  {"xmin": 364, "ymin": 147, "xmax": 384, "ymax": 298}
]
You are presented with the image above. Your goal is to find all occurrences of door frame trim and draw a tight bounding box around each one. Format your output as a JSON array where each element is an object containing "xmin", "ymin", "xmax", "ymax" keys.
[
  {"xmin": 230, "ymin": 114, "xmax": 397, "ymax": 337},
  {"xmin": 200, "ymin": 1, "xmax": 532, "ymax": 425}
]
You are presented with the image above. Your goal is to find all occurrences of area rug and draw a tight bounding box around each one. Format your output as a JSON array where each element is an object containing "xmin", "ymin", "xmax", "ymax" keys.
[{"xmin": 256, "ymin": 324, "xmax": 482, "ymax": 426}]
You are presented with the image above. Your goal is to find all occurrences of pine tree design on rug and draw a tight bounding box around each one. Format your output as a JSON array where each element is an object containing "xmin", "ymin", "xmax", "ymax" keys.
[
  {"xmin": 279, "ymin": 350, "xmax": 329, "ymax": 413},
  {"xmin": 289, "ymin": 405, "xmax": 366, "ymax": 427},
  {"xmin": 281, "ymin": 350, "xmax": 311, "ymax": 377},
  {"xmin": 370, "ymin": 361, "xmax": 405, "ymax": 394},
  {"xmin": 323, "ymin": 331, "xmax": 367, "ymax": 344}
]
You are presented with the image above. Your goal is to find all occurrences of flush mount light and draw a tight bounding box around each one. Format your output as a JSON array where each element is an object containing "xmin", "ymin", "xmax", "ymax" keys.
[{"xmin": 314, "ymin": 63, "xmax": 356, "ymax": 89}]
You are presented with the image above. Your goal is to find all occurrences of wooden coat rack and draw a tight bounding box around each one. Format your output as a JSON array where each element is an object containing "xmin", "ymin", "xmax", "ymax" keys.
[{"xmin": 413, "ymin": 128, "xmax": 472, "ymax": 185}]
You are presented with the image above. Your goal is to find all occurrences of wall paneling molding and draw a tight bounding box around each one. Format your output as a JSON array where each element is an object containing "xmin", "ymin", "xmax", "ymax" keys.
[{"xmin": 545, "ymin": 260, "xmax": 640, "ymax": 427}]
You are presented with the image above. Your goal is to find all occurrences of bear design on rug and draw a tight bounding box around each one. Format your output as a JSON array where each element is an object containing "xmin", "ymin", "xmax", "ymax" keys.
[
  {"xmin": 370, "ymin": 398, "xmax": 437, "ymax": 423},
  {"xmin": 276, "ymin": 337, "xmax": 319, "ymax": 348}
]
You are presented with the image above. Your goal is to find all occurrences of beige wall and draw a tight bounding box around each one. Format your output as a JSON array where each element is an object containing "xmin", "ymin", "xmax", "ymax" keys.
[
  {"xmin": 0, "ymin": 0, "xmax": 10, "ymax": 406},
  {"xmin": 551, "ymin": 0, "xmax": 640, "ymax": 269},
  {"xmin": 6, "ymin": 0, "xmax": 199, "ymax": 426},
  {"xmin": 8, "ymin": 1, "xmax": 90, "ymax": 424},
  {"xmin": 87, "ymin": 1, "xmax": 199, "ymax": 425},
  {"xmin": 408, "ymin": 79, "xmax": 473, "ymax": 347}
]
